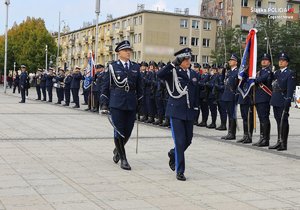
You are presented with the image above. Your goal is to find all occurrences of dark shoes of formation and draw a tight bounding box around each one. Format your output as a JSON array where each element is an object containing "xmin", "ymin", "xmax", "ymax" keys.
[{"xmin": 138, "ymin": 115, "xmax": 170, "ymax": 128}]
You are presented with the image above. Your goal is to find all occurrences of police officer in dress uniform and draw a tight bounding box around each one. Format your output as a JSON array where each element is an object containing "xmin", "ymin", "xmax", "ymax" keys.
[
  {"xmin": 100, "ymin": 40, "xmax": 143, "ymax": 170},
  {"xmin": 45, "ymin": 68, "xmax": 54, "ymax": 102},
  {"xmin": 269, "ymin": 53, "xmax": 296, "ymax": 151},
  {"xmin": 35, "ymin": 68, "xmax": 42, "ymax": 100},
  {"xmin": 221, "ymin": 54, "xmax": 239, "ymax": 140},
  {"xmin": 197, "ymin": 63, "xmax": 210, "ymax": 127},
  {"xmin": 71, "ymin": 66, "xmax": 82, "ymax": 108},
  {"xmin": 236, "ymin": 69, "xmax": 254, "ymax": 144},
  {"xmin": 91, "ymin": 64, "xmax": 104, "ymax": 112},
  {"xmin": 193, "ymin": 63, "xmax": 201, "ymax": 125},
  {"xmin": 252, "ymin": 53, "xmax": 273, "ymax": 147},
  {"xmin": 215, "ymin": 64, "xmax": 227, "ymax": 130},
  {"xmin": 153, "ymin": 62, "xmax": 166, "ymax": 126},
  {"xmin": 206, "ymin": 64, "xmax": 219, "ymax": 128},
  {"xmin": 139, "ymin": 61, "xmax": 149, "ymax": 122},
  {"xmin": 19, "ymin": 65, "xmax": 28, "ymax": 103},
  {"xmin": 158, "ymin": 48, "xmax": 199, "ymax": 181},
  {"xmin": 55, "ymin": 68, "xmax": 65, "ymax": 104},
  {"xmin": 63, "ymin": 69, "xmax": 72, "ymax": 106},
  {"xmin": 40, "ymin": 70, "xmax": 47, "ymax": 101},
  {"xmin": 144, "ymin": 61, "xmax": 157, "ymax": 123}
]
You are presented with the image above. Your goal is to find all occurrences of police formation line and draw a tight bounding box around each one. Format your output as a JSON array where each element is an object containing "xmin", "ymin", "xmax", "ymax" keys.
[{"xmin": 15, "ymin": 40, "xmax": 295, "ymax": 181}]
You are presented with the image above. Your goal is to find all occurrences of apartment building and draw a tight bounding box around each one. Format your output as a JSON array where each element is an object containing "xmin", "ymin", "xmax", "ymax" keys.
[{"xmin": 57, "ymin": 10, "xmax": 217, "ymax": 69}]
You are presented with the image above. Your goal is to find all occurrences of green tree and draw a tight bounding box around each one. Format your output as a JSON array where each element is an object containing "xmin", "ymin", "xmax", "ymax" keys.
[{"xmin": 0, "ymin": 17, "xmax": 57, "ymax": 74}]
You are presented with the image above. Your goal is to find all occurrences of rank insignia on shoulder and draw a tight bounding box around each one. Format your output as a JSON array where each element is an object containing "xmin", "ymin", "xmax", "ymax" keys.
[{"xmin": 192, "ymin": 77, "xmax": 197, "ymax": 82}]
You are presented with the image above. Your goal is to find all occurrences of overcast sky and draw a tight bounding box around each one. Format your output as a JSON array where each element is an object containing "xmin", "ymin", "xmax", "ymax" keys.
[{"xmin": 0, "ymin": 0, "xmax": 202, "ymax": 35}]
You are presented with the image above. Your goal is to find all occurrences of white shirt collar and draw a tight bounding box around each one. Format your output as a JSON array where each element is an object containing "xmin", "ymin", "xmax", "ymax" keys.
[
  {"xmin": 120, "ymin": 59, "xmax": 129, "ymax": 68},
  {"xmin": 231, "ymin": 66, "xmax": 237, "ymax": 71},
  {"xmin": 280, "ymin": 67, "xmax": 287, "ymax": 72}
]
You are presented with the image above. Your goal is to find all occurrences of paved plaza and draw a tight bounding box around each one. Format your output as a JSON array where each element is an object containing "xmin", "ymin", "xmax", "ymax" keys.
[{"xmin": 0, "ymin": 88, "xmax": 300, "ymax": 210}]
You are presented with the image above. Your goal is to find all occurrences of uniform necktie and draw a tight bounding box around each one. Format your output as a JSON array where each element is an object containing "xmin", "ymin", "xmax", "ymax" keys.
[
  {"xmin": 124, "ymin": 62, "xmax": 129, "ymax": 71},
  {"xmin": 187, "ymin": 70, "xmax": 190, "ymax": 79}
]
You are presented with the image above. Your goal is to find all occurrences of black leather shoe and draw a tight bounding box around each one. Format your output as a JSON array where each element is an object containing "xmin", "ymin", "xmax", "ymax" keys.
[
  {"xmin": 120, "ymin": 159, "xmax": 131, "ymax": 170},
  {"xmin": 176, "ymin": 173, "xmax": 186, "ymax": 181},
  {"xmin": 19, "ymin": 101, "xmax": 25, "ymax": 103},
  {"xmin": 84, "ymin": 108, "xmax": 91, "ymax": 111},
  {"xmin": 168, "ymin": 151, "xmax": 175, "ymax": 171},
  {"xmin": 206, "ymin": 123, "xmax": 216, "ymax": 129},
  {"xmin": 277, "ymin": 144, "xmax": 287, "ymax": 151},
  {"xmin": 55, "ymin": 102, "xmax": 61, "ymax": 104},
  {"xmin": 269, "ymin": 141, "xmax": 281, "ymax": 149},
  {"xmin": 113, "ymin": 148, "xmax": 120, "ymax": 164},
  {"xmin": 243, "ymin": 136, "xmax": 252, "ymax": 144},
  {"xmin": 216, "ymin": 124, "xmax": 227, "ymax": 130},
  {"xmin": 81, "ymin": 102, "xmax": 88, "ymax": 105},
  {"xmin": 63, "ymin": 104, "xmax": 69, "ymax": 106},
  {"xmin": 237, "ymin": 135, "xmax": 247, "ymax": 143},
  {"xmin": 72, "ymin": 105, "xmax": 80, "ymax": 108},
  {"xmin": 224, "ymin": 133, "xmax": 236, "ymax": 140},
  {"xmin": 198, "ymin": 122, "xmax": 207, "ymax": 127}
]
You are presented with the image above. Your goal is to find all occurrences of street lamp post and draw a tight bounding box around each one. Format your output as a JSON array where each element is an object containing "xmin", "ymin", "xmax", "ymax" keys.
[
  {"xmin": 4, "ymin": 0, "xmax": 10, "ymax": 93},
  {"xmin": 45, "ymin": 45, "xmax": 48, "ymax": 71},
  {"xmin": 95, "ymin": 0, "xmax": 100, "ymax": 64},
  {"xmin": 56, "ymin": 12, "xmax": 61, "ymax": 72}
]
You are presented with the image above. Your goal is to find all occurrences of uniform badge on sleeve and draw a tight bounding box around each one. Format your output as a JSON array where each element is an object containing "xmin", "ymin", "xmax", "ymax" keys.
[{"xmin": 192, "ymin": 77, "xmax": 197, "ymax": 82}]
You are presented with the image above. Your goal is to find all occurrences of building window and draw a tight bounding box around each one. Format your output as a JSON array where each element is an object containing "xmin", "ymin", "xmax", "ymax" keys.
[
  {"xmin": 203, "ymin": 21, "xmax": 211, "ymax": 30},
  {"xmin": 180, "ymin": 36, "xmax": 188, "ymax": 45},
  {"xmin": 180, "ymin": 19, "xmax": 188, "ymax": 28},
  {"xmin": 241, "ymin": 16, "xmax": 248, "ymax": 24},
  {"xmin": 202, "ymin": 56, "xmax": 209, "ymax": 63},
  {"xmin": 242, "ymin": 0, "xmax": 248, "ymax": 7},
  {"xmin": 268, "ymin": 1, "xmax": 275, "ymax": 9},
  {"xmin": 219, "ymin": 2, "xmax": 224, "ymax": 9},
  {"xmin": 138, "ymin": 16, "xmax": 143, "ymax": 24},
  {"xmin": 191, "ymin": 55, "xmax": 198, "ymax": 62},
  {"xmin": 255, "ymin": 0, "xmax": 262, "ymax": 8},
  {"xmin": 138, "ymin": 51, "xmax": 141, "ymax": 60},
  {"xmin": 122, "ymin": 20, "xmax": 127, "ymax": 29},
  {"xmin": 191, "ymin": 37, "xmax": 199, "ymax": 46},
  {"xmin": 192, "ymin": 20, "xmax": 199, "ymax": 29},
  {"xmin": 287, "ymin": 3, "xmax": 293, "ymax": 11},
  {"xmin": 133, "ymin": 17, "xmax": 138, "ymax": 25},
  {"xmin": 202, "ymin": 39, "xmax": 210, "ymax": 47},
  {"xmin": 134, "ymin": 34, "xmax": 138, "ymax": 43},
  {"xmin": 138, "ymin": 33, "xmax": 142, "ymax": 43}
]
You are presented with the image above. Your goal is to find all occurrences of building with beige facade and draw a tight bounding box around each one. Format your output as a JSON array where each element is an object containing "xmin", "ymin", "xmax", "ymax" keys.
[
  {"xmin": 200, "ymin": 0, "xmax": 300, "ymax": 30},
  {"xmin": 56, "ymin": 10, "xmax": 217, "ymax": 69}
]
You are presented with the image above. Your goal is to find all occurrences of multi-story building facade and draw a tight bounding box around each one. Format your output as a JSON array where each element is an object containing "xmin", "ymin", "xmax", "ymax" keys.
[
  {"xmin": 201, "ymin": 0, "xmax": 300, "ymax": 30},
  {"xmin": 57, "ymin": 10, "xmax": 217, "ymax": 69}
]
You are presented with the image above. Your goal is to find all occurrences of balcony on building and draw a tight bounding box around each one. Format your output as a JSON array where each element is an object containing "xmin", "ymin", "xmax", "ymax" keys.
[{"xmin": 126, "ymin": 25, "xmax": 134, "ymax": 33}]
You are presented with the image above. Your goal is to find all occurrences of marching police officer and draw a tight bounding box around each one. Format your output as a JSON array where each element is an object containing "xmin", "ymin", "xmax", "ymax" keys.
[
  {"xmin": 100, "ymin": 40, "xmax": 143, "ymax": 170},
  {"xmin": 71, "ymin": 66, "xmax": 82, "ymax": 108},
  {"xmin": 197, "ymin": 63, "xmax": 210, "ymax": 127},
  {"xmin": 19, "ymin": 65, "xmax": 28, "ymax": 103},
  {"xmin": 63, "ymin": 69, "xmax": 72, "ymax": 106},
  {"xmin": 13, "ymin": 71, "xmax": 20, "ymax": 94},
  {"xmin": 269, "ymin": 52, "xmax": 295, "ymax": 151},
  {"xmin": 221, "ymin": 54, "xmax": 239, "ymax": 140},
  {"xmin": 252, "ymin": 53, "xmax": 273, "ymax": 147},
  {"xmin": 206, "ymin": 64, "xmax": 218, "ymax": 128},
  {"xmin": 215, "ymin": 64, "xmax": 227, "ymax": 130},
  {"xmin": 35, "ymin": 68, "xmax": 42, "ymax": 100},
  {"xmin": 45, "ymin": 68, "xmax": 54, "ymax": 102},
  {"xmin": 91, "ymin": 64, "xmax": 105, "ymax": 112},
  {"xmin": 158, "ymin": 48, "xmax": 199, "ymax": 181}
]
